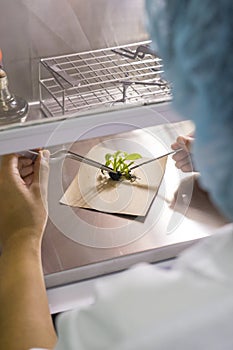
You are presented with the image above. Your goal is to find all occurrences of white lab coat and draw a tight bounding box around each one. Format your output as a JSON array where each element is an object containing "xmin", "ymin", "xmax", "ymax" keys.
[{"xmin": 55, "ymin": 223, "xmax": 233, "ymax": 350}]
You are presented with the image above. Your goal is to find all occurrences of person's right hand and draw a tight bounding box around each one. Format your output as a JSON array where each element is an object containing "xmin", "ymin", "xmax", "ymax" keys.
[
  {"xmin": 171, "ymin": 135, "xmax": 194, "ymax": 172},
  {"xmin": 0, "ymin": 150, "xmax": 50, "ymax": 252}
]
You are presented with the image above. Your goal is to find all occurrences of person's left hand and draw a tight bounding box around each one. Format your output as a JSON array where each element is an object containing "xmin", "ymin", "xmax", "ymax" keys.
[{"xmin": 0, "ymin": 151, "xmax": 50, "ymax": 251}]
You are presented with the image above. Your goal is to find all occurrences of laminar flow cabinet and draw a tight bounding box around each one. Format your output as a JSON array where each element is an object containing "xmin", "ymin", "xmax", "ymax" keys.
[{"xmin": 0, "ymin": 1, "xmax": 227, "ymax": 313}]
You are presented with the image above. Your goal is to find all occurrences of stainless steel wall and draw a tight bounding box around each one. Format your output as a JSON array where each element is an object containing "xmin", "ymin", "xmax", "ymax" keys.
[{"xmin": 0, "ymin": 0, "xmax": 148, "ymax": 101}]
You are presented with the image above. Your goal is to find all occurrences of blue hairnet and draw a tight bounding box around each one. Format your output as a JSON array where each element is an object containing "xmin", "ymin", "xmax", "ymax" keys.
[{"xmin": 146, "ymin": 0, "xmax": 233, "ymax": 221}]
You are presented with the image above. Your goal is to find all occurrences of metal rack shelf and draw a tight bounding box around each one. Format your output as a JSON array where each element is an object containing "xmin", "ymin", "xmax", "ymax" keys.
[{"xmin": 39, "ymin": 41, "xmax": 171, "ymax": 118}]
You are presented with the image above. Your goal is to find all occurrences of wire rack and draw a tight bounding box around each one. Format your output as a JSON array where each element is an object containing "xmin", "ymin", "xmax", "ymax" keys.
[{"xmin": 39, "ymin": 41, "xmax": 172, "ymax": 118}]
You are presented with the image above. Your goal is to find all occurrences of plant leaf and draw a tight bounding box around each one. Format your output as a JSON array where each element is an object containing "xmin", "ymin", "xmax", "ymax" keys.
[
  {"xmin": 114, "ymin": 150, "xmax": 122, "ymax": 158},
  {"xmin": 105, "ymin": 153, "xmax": 112, "ymax": 161},
  {"xmin": 125, "ymin": 153, "xmax": 142, "ymax": 160}
]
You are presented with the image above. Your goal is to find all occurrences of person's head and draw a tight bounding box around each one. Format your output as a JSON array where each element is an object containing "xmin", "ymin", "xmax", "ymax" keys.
[{"xmin": 146, "ymin": 0, "xmax": 233, "ymax": 221}]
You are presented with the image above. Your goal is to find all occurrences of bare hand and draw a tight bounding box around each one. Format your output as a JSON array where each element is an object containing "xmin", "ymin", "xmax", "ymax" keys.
[
  {"xmin": 0, "ymin": 150, "xmax": 50, "ymax": 251},
  {"xmin": 171, "ymin": 135, "xmax": 194, "ymax": 172}
]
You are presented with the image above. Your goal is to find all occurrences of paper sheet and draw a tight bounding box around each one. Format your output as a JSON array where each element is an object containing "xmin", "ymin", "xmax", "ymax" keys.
[{"xmin": 60, "ymin": 146, "xmax": 167, "ymax": 217}]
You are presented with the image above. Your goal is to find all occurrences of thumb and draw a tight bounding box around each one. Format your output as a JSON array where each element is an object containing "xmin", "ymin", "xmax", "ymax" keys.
[{"xmin": 32, "ymin": 150, "xmax": 50, "ymax": 200}]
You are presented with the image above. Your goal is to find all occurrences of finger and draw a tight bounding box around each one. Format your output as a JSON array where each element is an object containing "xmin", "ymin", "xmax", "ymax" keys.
[
  {"xmin": 31, "ymin": 150, "xmax": 50, "ymax": 199},
  {"xmin": 23, "ymin": 174, "xmax": 34, "ymax": 187},
  {"xmin": 175, "ymin": 157, "xmax": 190, "ymax": 168},
  {"xmin": 176, "ymin": 135, "xmax": 187, "ymax": 145},
  {"xmin": 171, "ymin": 136, "xmax": 186, "ymax": 150},
  {"xmin": 177, "ymin": 135, "xmax": 194, "ymax": 152},
  {"xmin": 171, "ymin": 142, "xmax": 182, "ymax": 151},
  {"xmin": 18, "ymin": 157, "xmax": 33, "ymax": 170},
  {"xmin": 175, "ymin": 158, "xmax": 193, "ymax": 172},
  {"xmin": 20, "ymin": 165, "xmax": 34, "ymax": 178},
  {"xmin": 172, "ymin": 150, "xmax": 189, "ymax": 162},
  {"xmin": 171, "ymin": 136, "xmax": 193, "ymax": 153},
  {"xmin": 180, "ymin": 163, "xmax": 193, "ymax": 172}
]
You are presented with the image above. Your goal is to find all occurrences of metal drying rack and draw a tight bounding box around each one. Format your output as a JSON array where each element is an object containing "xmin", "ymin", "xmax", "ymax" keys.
[{"xmin": 39, "ymin": 41, "xmax": 172, "ymax": 118}]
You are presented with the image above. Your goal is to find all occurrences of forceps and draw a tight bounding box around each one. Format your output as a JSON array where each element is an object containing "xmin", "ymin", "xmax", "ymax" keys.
[
  {"xmin": 130, "ymin": 149, "xmax": 183, "ymax": 171},
  {"xmin": 18, "ymin": 149, "xmax": 119, "ymax": 175}
]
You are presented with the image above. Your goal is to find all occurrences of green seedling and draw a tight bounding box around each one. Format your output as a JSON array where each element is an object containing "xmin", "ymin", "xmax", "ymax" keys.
[{"xmin": 103, "ymin": 150, "xmax": 142, "ymax": 181}]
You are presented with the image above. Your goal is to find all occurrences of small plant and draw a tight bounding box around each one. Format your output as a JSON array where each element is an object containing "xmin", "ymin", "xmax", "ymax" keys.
[{"xmin": 103, "ymin": 150, "xmax": 142, "ymax": 181}]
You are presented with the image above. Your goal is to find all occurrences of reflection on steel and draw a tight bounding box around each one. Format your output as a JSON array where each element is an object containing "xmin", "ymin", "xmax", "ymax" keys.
[{"xmin": 39, "ymin": 41, "xmax": 171, "ymax": 118}]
